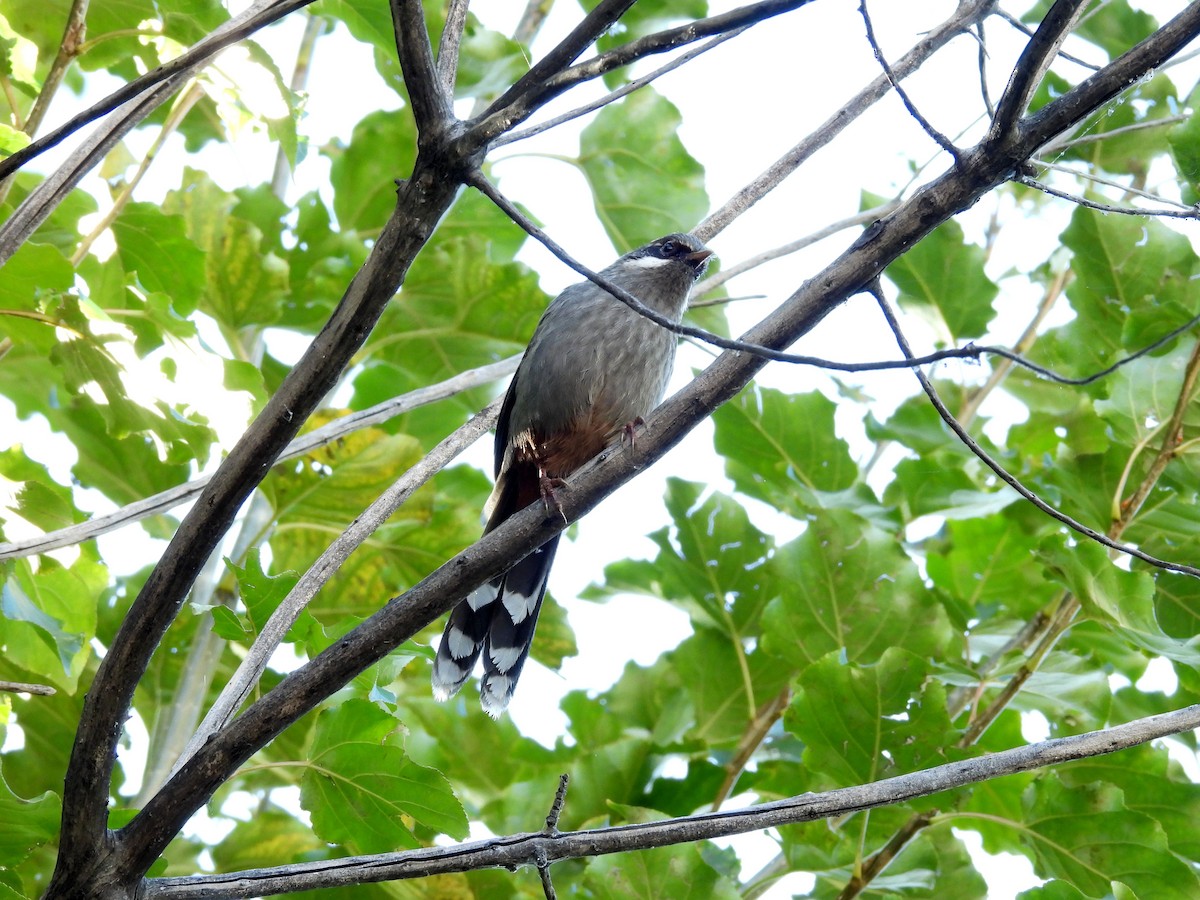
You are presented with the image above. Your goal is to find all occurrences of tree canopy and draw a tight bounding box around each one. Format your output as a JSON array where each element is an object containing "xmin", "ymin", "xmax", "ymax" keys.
[{"xmin": 4, "ymin": 1, "xmax": 1200, "ymax": 898}]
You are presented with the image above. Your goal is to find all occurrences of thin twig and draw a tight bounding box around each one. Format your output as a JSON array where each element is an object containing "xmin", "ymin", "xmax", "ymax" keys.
[
  {"xmin": 12, "ymin": 0, "xmax": 89, "ymax": 154},
  {"xmin": 436, "ymin": 0, "xmax": 471, "ymax": 97},
  {"xmin": 869, "ymin": 281, "xmax": 1200, "ymax": 578},
  {"xmin": 973, "ymin": 21, "xmax": 995, "ymax": 118},
  {"xmin": 699, "ymin": 0, "xmax": 995, "ymax": 238},
  {"xmin": 0, "ymin": 680, "xmax": 56, "ymax": 696},
  {"xmin": 472, "ymin": 167, "xmax": 1200, "ymax": 388},
  {"xmin": 1018, "ymin": 174, "xmax": 1200, "ymax": 218},
  {"xmin": 473, "ymin": 0, "xmax": 804, "ymax": 141},
  {"xmin": 173, "ymin": 398, "xmax": 502, "ymax": 771},
  {"xmin": 0, "ymin": 355, "xmax": 520, "ymax": 560},
  {"xmin": 837, "ymin": 812, "xmax": 936, "ymax": 900},
  {"xmin": 494, "ymin": 27, "xmax": 748, "ymax": 148},
  {"xmin": 860, "ymin": 0, "xmax": 960, "ymax": 163},
  {"xmin": 270, "ymin": 13, "xmax": 323, "ymax": 198},
  {"xmin": 544, "ymin": 775, "xmax": 570, "ymax": 834},
  {"xmin": 0, "ymin": 0, "xmax": 317, "ymax": 181},
  {"xmin": 994, "ymin": 7, "xmax": 1101, "ymax": 71},
  {"xmin": 697, "ymin": 203, "xmax": 902, "ymax": 295}
]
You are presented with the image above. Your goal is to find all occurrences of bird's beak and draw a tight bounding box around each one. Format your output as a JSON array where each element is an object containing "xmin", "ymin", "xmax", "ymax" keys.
[{"xmin": 685, "ymin": 248, "xmax": 714, "ymax": 269}]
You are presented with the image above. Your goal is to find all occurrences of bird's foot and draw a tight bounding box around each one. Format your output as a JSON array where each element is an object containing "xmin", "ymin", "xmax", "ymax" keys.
[
  {"xmin": 539, "ymin": 472, "xmax": 567, "ymax": 523},
  {"xmin": 622, "ymin": 417, "xmax": 647, "ymax": 454}
]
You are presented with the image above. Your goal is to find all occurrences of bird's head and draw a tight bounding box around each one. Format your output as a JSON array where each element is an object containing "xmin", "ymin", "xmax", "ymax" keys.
[{"xmin": 621, "ymin": 233, "xmax": 714, "ymax": 281}]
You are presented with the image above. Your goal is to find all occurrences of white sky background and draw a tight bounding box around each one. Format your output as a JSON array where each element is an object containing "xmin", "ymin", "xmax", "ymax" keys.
[{"xmin": 5, "ymin": 0, "xmax": 1200, "ymax": 896}]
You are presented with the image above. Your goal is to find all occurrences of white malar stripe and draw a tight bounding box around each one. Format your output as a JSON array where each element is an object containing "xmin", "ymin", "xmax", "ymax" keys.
[
  {"xmin": 467, "ymin": 582, "xmax": 499, "ymax": 611},
  {"xmin": 488, "ymin": 643, "xmax": 524, "ymax": 672},
  {"xmin": 446, "ymin": 626, "xmax": 478, "ymax": 659},
  {"xmin": 626, "ymin": 255, "xmax": 671, "ymax": 268},
  {"xmin": 503, "ymin": 589, "xmax": 538, "ymax": 624}
]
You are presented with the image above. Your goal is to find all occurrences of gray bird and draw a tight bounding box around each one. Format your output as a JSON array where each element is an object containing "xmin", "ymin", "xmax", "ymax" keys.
[{"xmin": 431, "ymin": 233, "xmax": 714, "ymax": 716}]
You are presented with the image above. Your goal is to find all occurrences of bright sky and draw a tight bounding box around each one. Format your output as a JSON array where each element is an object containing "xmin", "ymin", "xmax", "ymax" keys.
[{"xmin": 6, "ymin": 1, "xmax": 1200, "ymax": 895}]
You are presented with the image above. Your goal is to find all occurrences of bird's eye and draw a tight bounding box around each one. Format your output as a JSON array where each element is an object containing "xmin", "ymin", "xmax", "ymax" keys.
[{"xmin": 660, "ymin": 239, "xmax": 678, "ymax": 255}]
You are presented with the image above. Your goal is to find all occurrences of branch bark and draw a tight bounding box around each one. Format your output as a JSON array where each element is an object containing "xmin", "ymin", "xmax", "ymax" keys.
[
  {"xmin": 112, "ymin": 6, "xmax": 1200, "ymax": 882},
  {"xmin": 142, "ymin": 703, "xmax": 1200, "ymax": 897}
]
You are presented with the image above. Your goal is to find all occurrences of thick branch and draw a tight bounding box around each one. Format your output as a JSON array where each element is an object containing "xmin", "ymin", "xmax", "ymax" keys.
[
  {"xmin": 143, "ymin": 704, "xmax": 1200, "ymax": 897},
  {"xmin": 48, "ymin": 172, "xmax": 462, "ymax": 894},
  {"xmin": 111, "ymin": 17, "xmax": 1200, "ymax": 876},
  {"xmin": 988, "ymin": 0, "xmax": 1087, "ymax": 140},
  {"xmin": 475, "ymin": 0, "xmax": 639, "ymax": 132},
  {"xmin": 391, "ymin": 0, "xmax": 454, "ymax": 131}
]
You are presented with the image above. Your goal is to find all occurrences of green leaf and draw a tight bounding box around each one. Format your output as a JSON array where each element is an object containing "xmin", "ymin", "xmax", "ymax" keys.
[
  {"xmin": 713, "ymin": 386, "xmax": 857, "ymax": 514},
  {"xmin": 0, "ymin": 447, "xmax": 84, "ymax": 534},
  {"xmin": 927, "ymin": 515, "xmax": 1058, "ymax": 625},
  {"xmin": 785, "ymin": 649, "xmax": 942, "ymax": 787},
  {"xmin": 111, "ymin": 202, "xmax": 206, "ymax": 312},
  {"xmin": 1169, "ymin": 85, "xmax": 1200, "ymax": 201},
  {"xmin": 1, "ymin": 556, "xmax": 103, "ymax": 690},
  {"xmin": 1024, "ymin": 775, "xmax": 1199, "ymax": 899},
  {"xmin": 885, "ymin": 216, "xmax": 998, "ymax": 340},
  {"xmin": 671, "ymin": 627, "xmax": 791, "ymax": 746},
  {"xmin": 1058, "ymin": 744, "xmax": 1200, "ymax": 861},
  {"xmin": 300, "ymin": 699, "xmax": 468, "ymax": 852},
  {"xmin": 209, "ymin": 808, "xmax": 326, "ymax": 873},
  {"xmin": 1074, "ymin": 0, "xmax": 1158, "ymax": 58},
  {"xmin": 326, "ymin": 108, "xmax": 418, "ymax": 234},
  {"xmin": 1094, "ymin": 338, "xmax": 1200, "ymax": 448},
  {"xmin": 582, "ymin": 811, "xmax": 739, "ymax": 899},
  {"xmin": 0, "ymin": 765, "xmax": 61, "ymax": 868},
  {"xmin": 761, "ymin": 510, "xmax": 955, "ymax": 668},
  {"xmin": 261, "ymin": 423, "xmax": 434, "ymax": 617},
  {"xmin": 1041, "ymin": 536, "xmax": 1200, "ymax": 666},
  {"xmin": 203, "ymin": 216, "xmax": 289, "ymax": 328},
  {"xmin": 1042, "ymin": 206, "xmax": 1197, "ymax": 376},
  {"xmin": 883, "ymin": 456, "xmax": 1018, "ymax": 522},
  {"xmin": 578, "ymin": 88, "xmax": 708, "ymax": 251}
]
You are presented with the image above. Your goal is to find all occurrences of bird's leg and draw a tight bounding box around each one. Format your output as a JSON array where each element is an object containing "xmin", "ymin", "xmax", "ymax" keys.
[
  {"xmin": 538, "ymin": 469, "xmax": 567, "ymax": 522},
  {"xmin": 622, "ymin": 416, "xmax": 647, "ymax": 455}
]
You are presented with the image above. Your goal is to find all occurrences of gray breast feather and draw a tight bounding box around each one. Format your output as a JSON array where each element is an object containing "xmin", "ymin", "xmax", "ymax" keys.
[{"xmin": 507, "ymin": 282, "xmax": 680, "ymax": 438}]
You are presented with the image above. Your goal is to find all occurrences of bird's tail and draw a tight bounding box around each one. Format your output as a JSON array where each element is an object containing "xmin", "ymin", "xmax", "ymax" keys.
[
  {"xmin": 480, "ymin": 534, "xmax": 558, "ymax": 717},
  {"xmin": 432, "ymin": 462, "xmax": 558, "ymax": 715},
  {"xmin": 429, "ymin": 536, "xmax": 559, "ymax": 716}
]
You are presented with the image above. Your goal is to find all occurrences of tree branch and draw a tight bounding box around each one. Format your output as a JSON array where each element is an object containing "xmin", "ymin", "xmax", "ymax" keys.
[
  {"xmin": 494, "ymin": 26, "xmax": 748, "ymax": 148},
  {"xmin": 869, "ymin": 283, "xmax": 1200, "ymax": 578},
  {"xmin": 0, "ymin": 356, "xmax": 520, "ymax": 560},
  {"xmin": 21, "ymin": 0, "xmax": 89, "ymax": 138},
  {"xmin": 859, "ymin": 0, "xmax": 960, "ymax": 163},
  {"xmin": 435, "ymin": 0, "xmax": 471, "ymax": 97},
  {"xmin": 0, "ymin": 0, "xmax": 317, "ymax": 183},
  {"xmin": 988, "ymin": 0, "xmax": 1088, "ymax": 141},
  {"xmin": 391, "ymin": 0, "xmax": 454, "ymax": 132},
  {"xmin": 142, "ymin": 704, "xmax": 1200, "ymax": 897},
  {"xmin": 474, "ymin": 0, "xmax": 639, "ymax": 135},
  {"xmin": 1018, "ymin": 174, "xmax": 1200, "ymax": 218},
  {"xmin": 172, "ymin": 397, "xmax": 502, "ymax": 773},
  {"xmin": 698, "ymin": 0, "xmax": 995, "ymax": 238},
  {"xmin": 537, "ymin": 0, "xmax": 809, "ymax": 105},
  {"xmin": 48, "ymin": 171, "xmax": 463, "ymax": 894}
]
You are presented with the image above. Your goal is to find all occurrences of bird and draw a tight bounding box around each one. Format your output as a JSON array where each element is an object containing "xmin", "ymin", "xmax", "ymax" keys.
[{"xmin": 431, "ymin": 232, "xmax": 714, "ymax": 716}]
